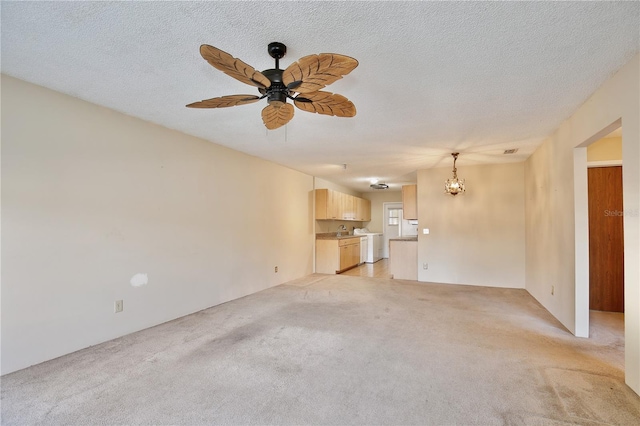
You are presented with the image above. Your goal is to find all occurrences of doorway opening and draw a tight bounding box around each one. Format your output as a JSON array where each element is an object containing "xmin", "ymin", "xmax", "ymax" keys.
[{"xmin": 574, "ymin": 119, "xmax": 624, "ymax": 347}]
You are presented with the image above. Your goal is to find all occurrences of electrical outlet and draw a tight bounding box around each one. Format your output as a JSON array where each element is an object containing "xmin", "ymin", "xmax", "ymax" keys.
[
  {"xmin": 423, "ymin": 262, "xmax": 428, "ymax": 270},
  {"xmin": 274, "ymin": 266, "xmax": 278, "ymax": 273},
  {"xmin": 551, "ymin": 286, "xmax": 554, "ymax": 295},
  {"xmin": 114, "ymin": 300, "xmax": 123, "ymax": 313}
]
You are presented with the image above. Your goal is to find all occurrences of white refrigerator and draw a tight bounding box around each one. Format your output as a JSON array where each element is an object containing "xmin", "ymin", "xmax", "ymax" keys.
[{"xmin": 401, "ymin": 219, "xmax": 419, "ymax": 237}]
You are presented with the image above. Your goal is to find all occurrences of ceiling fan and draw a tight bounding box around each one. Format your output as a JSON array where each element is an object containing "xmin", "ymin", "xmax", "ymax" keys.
[{"xmin": 186, "ymin": 42, "xmax": 358, "ymax": 130}]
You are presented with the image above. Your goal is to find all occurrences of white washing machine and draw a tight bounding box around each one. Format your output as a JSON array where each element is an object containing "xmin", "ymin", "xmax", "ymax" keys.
[{"xmin": 354, "ymin": 228, "xmax": 383, "ymax": 263}]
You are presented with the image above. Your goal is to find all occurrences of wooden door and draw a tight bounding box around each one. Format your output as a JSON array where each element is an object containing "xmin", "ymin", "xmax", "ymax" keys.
[{"xmin": 588, "ymin": 166, "xmax": 624, "ymax": 312}]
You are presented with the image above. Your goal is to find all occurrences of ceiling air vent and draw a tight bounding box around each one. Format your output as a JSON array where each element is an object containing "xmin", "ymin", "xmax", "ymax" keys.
[
  {"xmin": 370, "ymin": 183, "xmax": 389, "ymax": 190},
  {"xmin": 503, "ymin": 149, "xmax": 519, "ymax": 154}
]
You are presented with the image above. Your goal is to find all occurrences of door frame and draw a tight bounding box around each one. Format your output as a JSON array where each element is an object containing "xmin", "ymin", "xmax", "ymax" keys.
[
  {"xmin": 573, "ymin": 119, "xmax": 623, "ymax": 337},
  {"xmin": 382, "ymin": 202, "xmax": 403, "ymax": 258}
]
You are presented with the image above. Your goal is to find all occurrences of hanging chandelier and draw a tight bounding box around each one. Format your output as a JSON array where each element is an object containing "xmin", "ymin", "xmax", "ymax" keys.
[{"xmin": 444, "ymin": 152, "xmax": 465, "ymax": 196}]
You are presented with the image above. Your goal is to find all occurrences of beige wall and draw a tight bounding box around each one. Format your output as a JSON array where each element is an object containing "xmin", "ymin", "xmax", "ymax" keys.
[
  {"xmin": 362, "ymin": 191, "xmax": 403, "ymax": 233},
  {"xmin": 315, "ymin": 220, "xmax": 363, "ymax": 234},
  {"xmin": 417, "ymin": 163, "xmax": 525, "ymax": 288},
  {"xmin": 524, "ymin": 54, "xmax": 639, "ymax": 394},
  {"xmin": 587, "ymin": 136, "xmax": 622, "ymax": 162},
  {"xmin": 314, "ymin": 177, "xmax": 362, "ymax": 197},
  {"xmin": 1, "ymin": 75, "xmax": 315, "ymax": 374}
]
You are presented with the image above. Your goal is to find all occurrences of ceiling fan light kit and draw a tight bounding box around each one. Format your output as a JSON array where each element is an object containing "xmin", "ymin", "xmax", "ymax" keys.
[
  {"xmin": 186, "ymin": 42, "xmax": 358, "ymax": 130},
  {"xmin": 444, "ymin": 152, "xmax": 465, "ymax": 196},
  {"xmin": 370, "ymin": 183, "xmax": 389, "ymax": 190}
]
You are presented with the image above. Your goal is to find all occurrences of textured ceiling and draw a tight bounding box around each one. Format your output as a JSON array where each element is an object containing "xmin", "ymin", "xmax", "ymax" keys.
[{"xmin": 2, "ymin": 1, "xmax": 638, "ymax": 192}]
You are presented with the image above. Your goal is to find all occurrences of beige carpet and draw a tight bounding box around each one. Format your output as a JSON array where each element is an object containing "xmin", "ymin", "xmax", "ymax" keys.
[{"xmin": 2, "ymin": 274, "xmax": 639, "ymax": 425}]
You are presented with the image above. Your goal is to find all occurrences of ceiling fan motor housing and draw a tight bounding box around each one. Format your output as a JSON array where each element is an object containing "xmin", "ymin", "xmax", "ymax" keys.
[{"xmin": 261, "ymin": 68, "xmax": 288, "ymax": 107}]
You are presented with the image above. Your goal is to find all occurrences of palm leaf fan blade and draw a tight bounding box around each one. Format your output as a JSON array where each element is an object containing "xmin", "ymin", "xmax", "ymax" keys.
[
  {"xmin": 186, "ymin": 95, "xmax": 260, "ymax": 108},
  {"xmin": 294, "ymin": 92, "xmax": 356, "ymax": 117},
  {"xmin": 261, "ymin": 104, "xmax": 294, "ymax": 129},
  {"xmin": 282, "ymin": 54, "xmax": 358, "ymax": 93},
  {"xmin": 199, "ymin": 45, "xmax": 271, "ymax": 89}
]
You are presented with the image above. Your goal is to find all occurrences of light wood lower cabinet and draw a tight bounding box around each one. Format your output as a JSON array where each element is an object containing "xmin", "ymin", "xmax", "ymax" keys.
[
  {"xmin": 316, "ymin": 238, "xmax": 361, "ymax": 274},
  {"xmin": 389, "ymin": 240, "xmax": 418, "ymax": 280},
  {"xmin": 339, "ymin": 240, "xmax": 360, "ymax": 271}
]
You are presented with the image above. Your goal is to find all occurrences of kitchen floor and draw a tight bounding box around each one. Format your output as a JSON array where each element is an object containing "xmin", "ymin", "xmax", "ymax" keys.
[{"xmin": 341, "ymin": 258, "xmax": 391, "ymax": 278}]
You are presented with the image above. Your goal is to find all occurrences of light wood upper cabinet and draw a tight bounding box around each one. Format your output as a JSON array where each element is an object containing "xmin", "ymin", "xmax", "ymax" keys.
[
  {"xmin": 315, "ymin": 189, "xmax": 329, "ymax": 219},
  {"xmin": 354, "ymin": 197, "xmax": 371, "ymax": 221},
  {"xmin": 315, "ymin": 189, "xmax": 340, "ymax": 220},
  {"xmin": 328, "ymin": 189, "xmax": 341, "ymax": 219},
  {"xmin": 365, "ymin": 199, "xmax": 371, "ymax": 221},
  {"xmin": 315, "ymin": 189, "xmax": 371, "ymax": 222},
  {"xmin": 343, "ymin": 194, "xmax": 356, "ymax": 220},
  {"xmin": 402, "ymin": 184, "xmax": 417, "ymax": 220},
  {"xmin": 336, "ymin": 191, "xmax": 346, "ymax": 219}
]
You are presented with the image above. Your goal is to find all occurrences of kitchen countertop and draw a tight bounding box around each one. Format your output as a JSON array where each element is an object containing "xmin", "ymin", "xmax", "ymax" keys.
[
  {"xmin": 316, "ymin": 233, "xmax": 362, "ymax": 240},
  {"xmin": 389, "ymin": 236, "xmax": 418, "ymax": 242}
]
